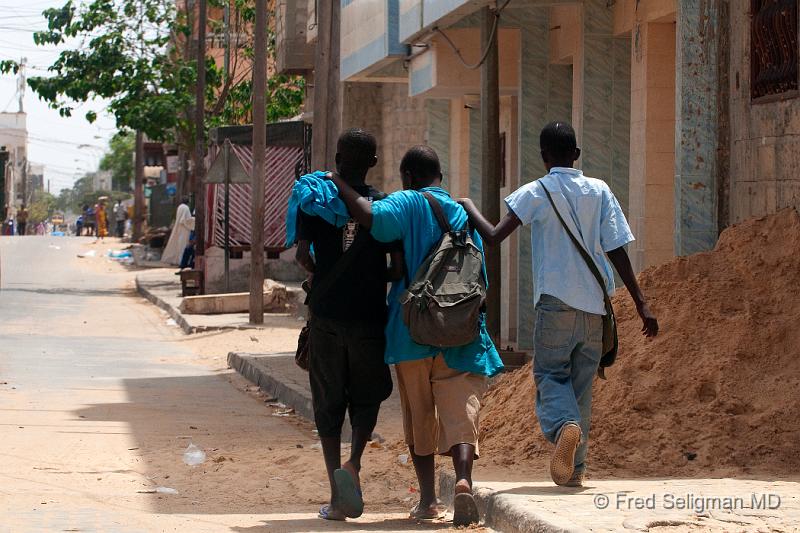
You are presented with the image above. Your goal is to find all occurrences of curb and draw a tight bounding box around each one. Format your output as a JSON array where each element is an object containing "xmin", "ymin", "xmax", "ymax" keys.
[
  {"xmin": 227, "ymin": 352, "xmax": 315, "ymax": 421},
  {"xmin": 135, "ymin": 276, "xmax": 196, "ymax": 334},
  {"xmin": 227, "ymin": 351, "xmax": 358, "ymax": 441},
  {"xmin": 438, "ymin": 473, "xmax": 589, "ymax": 533}
]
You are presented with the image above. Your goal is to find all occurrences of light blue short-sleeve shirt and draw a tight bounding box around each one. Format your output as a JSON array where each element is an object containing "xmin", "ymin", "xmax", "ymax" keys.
[
  {"xmin": 505, "ymin": 168, "xmax": 634, "ymax": 316},
  {"xmin": 370, "ymin": 187, "xmax": 504, "ymax": 378}
]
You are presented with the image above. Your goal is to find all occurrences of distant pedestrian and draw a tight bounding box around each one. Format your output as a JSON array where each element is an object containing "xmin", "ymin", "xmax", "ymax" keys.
[
  {"xmin": 113, "ymin": 200, "xmax": 127, "ymax": 238},
  {"xmin": 75, "ymin": 216, "xmax": 83, "ymax": 237},
  {"xmin": 161, "ymin": 197, "xmax": 194, "ymax": 265},
  {"xmin": 83, "ymin": 205, "xmax": 96, "ymax": 236},
  {"xmin": 95, "ymin": 201, "xmax": 108, "ymax": 240},
  {"xmin": 16, "ymin": 205, "xmax": 28, "ymax": 236}
]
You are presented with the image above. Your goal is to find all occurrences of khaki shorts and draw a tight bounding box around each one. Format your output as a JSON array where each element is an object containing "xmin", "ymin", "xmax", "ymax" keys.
[{"xmin": 395, "ymin": 354, "xmax": 488, "ymax": 457}]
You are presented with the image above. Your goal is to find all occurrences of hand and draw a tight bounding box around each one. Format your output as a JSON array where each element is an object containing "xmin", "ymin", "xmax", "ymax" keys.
[
  {"xmin": 636, "ymin": 301, "xmax": 659, "ymax": 337},
  {"xmin": 456, "ymin": 198, "xmax": 473, "ymax": 208}
]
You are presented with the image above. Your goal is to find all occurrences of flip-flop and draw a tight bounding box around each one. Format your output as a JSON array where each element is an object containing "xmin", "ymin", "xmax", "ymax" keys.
[
  {"xmin": 318, "ymin": 504, "xmax": 346, "ymax": 521},
  {"xmin": 333, "ymin": 468, "xmax": 364, "ymax": 518},
  {"xmin": 409, "ymin": 501, "xmax": 447, "ymax": 520},
  {"xmin": 453, "ymin": 492, "xmax": 480, "ymax": 527}
]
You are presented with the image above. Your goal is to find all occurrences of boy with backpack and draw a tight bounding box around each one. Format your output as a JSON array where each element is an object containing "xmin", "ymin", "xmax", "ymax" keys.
[
  {"xmin": 329, "ymin": 145, "xmax": 503, "ymax": 527},
  {"xmin": 459, "ymin": 121, "xmax": 658, "ymax": 487}
]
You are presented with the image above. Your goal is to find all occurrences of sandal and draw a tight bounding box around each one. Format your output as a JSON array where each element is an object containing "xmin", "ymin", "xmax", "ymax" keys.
[
  {"xmin": 453, "ymin": 492, "xmax": 480, "ymax": 527},
  {"xmin": 318, "ymin": 504, "xmax": 346, "ymax": 521},
  {"xmin": 333, "ymin": 468, "xmax": 364, "ymax": 518},
  {"xmin": 409, "ymin": 500, "xmax": 447, "ymax": 520}
]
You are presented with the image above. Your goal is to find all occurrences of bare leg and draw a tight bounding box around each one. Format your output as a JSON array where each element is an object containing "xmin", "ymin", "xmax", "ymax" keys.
[
  {"xmin": 450, "ymin": 443, "xmax": 475, "ymax": 494},
  {"xmin": 341, "ymin": 426, "xmax": 371, "ymax": 491},
  {"xmin": 451, "ymin": 443, "xmax": 480, "ymax": 526},
  {"xmin": 320, "ymin": 436, "xmax": 345, "ymax": 520},
  {"xmin": 410, "ymin": 445, "xmax": 437, "ymax": 508}
]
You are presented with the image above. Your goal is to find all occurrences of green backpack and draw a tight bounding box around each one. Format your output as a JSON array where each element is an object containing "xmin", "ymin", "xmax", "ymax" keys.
[{"xmin": 399, "ymin": 192, "xmax": 486, "ymax": 348}]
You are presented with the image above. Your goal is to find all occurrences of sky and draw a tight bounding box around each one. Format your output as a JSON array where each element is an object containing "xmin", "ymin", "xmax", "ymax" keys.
[{"xmin": 0, "ymin": 0, "xmax": 118, "ymax": 194}]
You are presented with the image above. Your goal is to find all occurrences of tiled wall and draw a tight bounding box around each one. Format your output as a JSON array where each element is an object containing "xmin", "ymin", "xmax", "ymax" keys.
[
  {"xmin": 675, "ymin": 0, "xmax": 719, "ymax": 255},
  {"xmin": 511, "ymin": 6, "xmax": 573, "ymax": 350},
  {"xmin": 425, "ymin": 99, "xmax": 451, "ymax": 187},
  {"xmin": 379, "ymin": 83, "xmax": 429, "ymax": 192},
  {"xmin": 574, "ymin": 0, "xmax": 631, "ymax": 208},
  {"xmin": 628, "ymin": 22, "xmax": 677, "ymax": 271}
]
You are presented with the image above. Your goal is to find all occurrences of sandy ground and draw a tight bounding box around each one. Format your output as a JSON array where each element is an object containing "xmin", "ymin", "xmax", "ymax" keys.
[{"xmin": 0, "ymin": 236, "xmax": 490, "ymax": 533}]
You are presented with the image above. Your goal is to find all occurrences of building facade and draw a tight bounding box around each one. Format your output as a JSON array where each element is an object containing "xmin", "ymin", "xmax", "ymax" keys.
[
  {"xmin": 0, "ymin": 111, "xmax": 28, "ymax": 219},
  {"xmin": 277, "ymin": 0, "xmax": 800, "ymax": 351}
]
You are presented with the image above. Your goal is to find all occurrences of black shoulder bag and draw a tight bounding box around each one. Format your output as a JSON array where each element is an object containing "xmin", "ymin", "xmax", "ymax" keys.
[
  {"xmin": 541, "ymin": 184, "xmax": 618, "ymax": 379},
  {"xmin": 295, "ymin": 229, "xmax": 370, "ymax": 371}
]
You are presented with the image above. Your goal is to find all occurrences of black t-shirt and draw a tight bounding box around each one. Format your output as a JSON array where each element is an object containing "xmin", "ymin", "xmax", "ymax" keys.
[{"xmin": 297, "ymin": 184, "xmax": 397, "ymax": 322}]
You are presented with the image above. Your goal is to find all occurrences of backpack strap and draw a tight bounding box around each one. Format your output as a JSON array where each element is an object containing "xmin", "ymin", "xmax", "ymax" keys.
[
  {"xmin": 421, "ymin": 191, "xmax": 451, "ymax": 233},
  {"xmin": 540, "ymin": 184, "xmax": 609, "ymax": 298}
]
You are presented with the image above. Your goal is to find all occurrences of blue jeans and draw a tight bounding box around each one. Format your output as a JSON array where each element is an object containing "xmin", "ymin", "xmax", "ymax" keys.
[{"xmin": 533, "ymin": 294, "xmax": 603, "ymax": 474}]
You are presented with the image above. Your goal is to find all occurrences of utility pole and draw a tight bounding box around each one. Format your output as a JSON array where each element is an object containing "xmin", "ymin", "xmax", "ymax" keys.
[
  {"xmin": 249, "ymin": 0, "xmax": 268, "ymax": 324},
  {"xmin": 0, "ymin": 146, "xmax": 8, "ymax": 221},
  {"xmin": 20, "ymin": 155, "xmax": 27, "ymax": 208},
  {"xmin": 133, "ymin": 130, "xmax": 144, "ymax": 240},
  {"xmin": 193, "ymin": 0, "xmax": 208, "ymax": 260},
  {"xmin": 480, "ymin": 6, "xmax": 501, "ymax": 344},
  {"xmin": 311, "ymin": 0, "xmax": 341, "ymax": 169}
]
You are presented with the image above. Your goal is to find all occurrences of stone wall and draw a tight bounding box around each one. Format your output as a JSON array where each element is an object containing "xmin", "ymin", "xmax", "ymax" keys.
[
  {"xmin": 728, "ymin": 3, "xmax": 800, "ymax": 224},
  {"xmin": 341, "ymin": 82, "xmax": 429, "ymax": 193},
  {"xmin": 342, "ymin": 82, "xmax": 384, "ymax": 185},
  {"xmin": 379, "ymin": 83, "xmax": 429, "ymax": 192}
]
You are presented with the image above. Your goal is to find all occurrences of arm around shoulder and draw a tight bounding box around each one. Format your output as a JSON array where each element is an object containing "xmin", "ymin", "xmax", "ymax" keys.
[
  {"xmin": 329, "ymin": 173, "xmax": 374, "ymax": 229},
  {"xmin": 458, "ymin": 198, "xmax": 521, "ymax": 247}
]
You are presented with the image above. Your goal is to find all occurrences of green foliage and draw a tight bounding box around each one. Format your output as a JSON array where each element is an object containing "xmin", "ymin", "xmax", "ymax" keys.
[
  {"xmin": 20, "ymin": 0, "xmax": 194, "ymax": 141},
  {"xmin": 99, "ymin": 132, "xmax": 135, "ymax": 192},
  {"xmin": 28, "ymin": 191, "xmax": 58, "ymax": 224},
  {"xmin": 56, "ymin": 174, "xmax": 130, "ymax": 214},
  {"xmin": 3, "ymin": 0, "xmax": 305, "ymax": 150}
]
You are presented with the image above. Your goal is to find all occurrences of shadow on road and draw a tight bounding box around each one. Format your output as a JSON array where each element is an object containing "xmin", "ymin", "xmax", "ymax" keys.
[
  {"xmin": 70, "ymin": 372, "xmax": 338, "ymax": 516},
  {"xmin": 232, "ymin": 516, "xmax": 458, "ymax": 532}
]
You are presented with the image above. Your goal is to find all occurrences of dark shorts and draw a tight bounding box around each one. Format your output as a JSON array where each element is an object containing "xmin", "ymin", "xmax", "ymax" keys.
[{"xmin": 309, "ymin": 316, "xmax": 393, "ymax": 438}]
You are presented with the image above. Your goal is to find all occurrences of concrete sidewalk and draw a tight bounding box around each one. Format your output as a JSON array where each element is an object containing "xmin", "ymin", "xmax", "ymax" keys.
[
  {"xmin": 439, "ymin": 474, "xmax": 800, "ymax": 532},
  {"xmin": 136, "ymin": 269, "xmax": 294, "ymax": 334},
  {"xmin": 229, "ymin": 350, "xmax": 800, "ymax": 532},
  {"xmin": 228, "ymin": 351, "xmax": 403, "ymax": 442}
]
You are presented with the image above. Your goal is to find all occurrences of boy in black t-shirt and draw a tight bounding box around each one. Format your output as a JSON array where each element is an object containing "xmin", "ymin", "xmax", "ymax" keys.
[{"xmin": 295, "ymin": 128, "xmax": 402, "ymax": 521}]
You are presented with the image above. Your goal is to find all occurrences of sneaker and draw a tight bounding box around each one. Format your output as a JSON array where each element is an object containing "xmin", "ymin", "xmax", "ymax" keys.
[
  {"xmin": 564, "ymin": 470, "xmax": 585, "ymax": 487},
  {"xmin": 550, "ymin": 423, "xmax": 581, "ymax": 486}
]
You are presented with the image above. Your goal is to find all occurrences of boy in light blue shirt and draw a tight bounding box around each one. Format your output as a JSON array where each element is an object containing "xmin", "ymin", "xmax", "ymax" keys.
[
  {"xmin": 460, "ymin": 122, "xmax": 658, "ymax": 487},
  {"xmin": 329, "ymin": 146, "xmax": 503, "ymax": 527}
]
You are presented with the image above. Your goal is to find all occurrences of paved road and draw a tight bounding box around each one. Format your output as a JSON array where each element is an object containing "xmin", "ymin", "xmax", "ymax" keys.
[{"xmin": 0, "ymin": 237, "xmax": 467, "ymax": 533}]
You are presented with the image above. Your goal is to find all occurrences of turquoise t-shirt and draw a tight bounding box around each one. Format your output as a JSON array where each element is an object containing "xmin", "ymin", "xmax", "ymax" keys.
[{"xmin": 370, "ymin": 187, "xmax": 504, "ymax": 378}]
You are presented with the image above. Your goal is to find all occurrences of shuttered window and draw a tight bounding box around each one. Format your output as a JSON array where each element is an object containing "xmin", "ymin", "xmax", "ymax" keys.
[{"xmin": 751, "ymin": 0, "xmax": 798, "ymax": 100}]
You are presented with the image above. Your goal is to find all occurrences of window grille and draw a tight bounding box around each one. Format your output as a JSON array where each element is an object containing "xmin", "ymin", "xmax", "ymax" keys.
[{"xmin": 751, "ymin": 0, "xmax": 798, "ymax": 99}]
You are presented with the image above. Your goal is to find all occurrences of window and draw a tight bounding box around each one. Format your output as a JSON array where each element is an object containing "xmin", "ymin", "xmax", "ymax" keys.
[{"xmin": 751, "ymin": 0, "xmax": 798, "ymax": 100}]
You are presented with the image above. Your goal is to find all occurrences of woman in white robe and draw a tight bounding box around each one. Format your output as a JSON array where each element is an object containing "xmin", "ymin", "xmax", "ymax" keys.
[{"xmin": 161, "ymin": 199, "xmax": 195, "ymax": 265}]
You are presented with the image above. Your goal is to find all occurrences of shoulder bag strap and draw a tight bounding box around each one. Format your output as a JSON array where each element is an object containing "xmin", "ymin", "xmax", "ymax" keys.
[
  {"xmin": 307, "ymin": 227, "xmax": 371, "ymax": 308},
  {"xmin": 541, "ymin": 183, "xmax": 613, "ymax": 312},
  {"xmin": 421, "ymin": 191, "xmax": 451, "ymax": 233}
]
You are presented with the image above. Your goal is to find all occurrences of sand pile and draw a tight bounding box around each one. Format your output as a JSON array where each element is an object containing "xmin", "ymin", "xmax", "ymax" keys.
[{"xmin": 479, "ymin": 208, "xmax": 800, "ymax": 478}]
